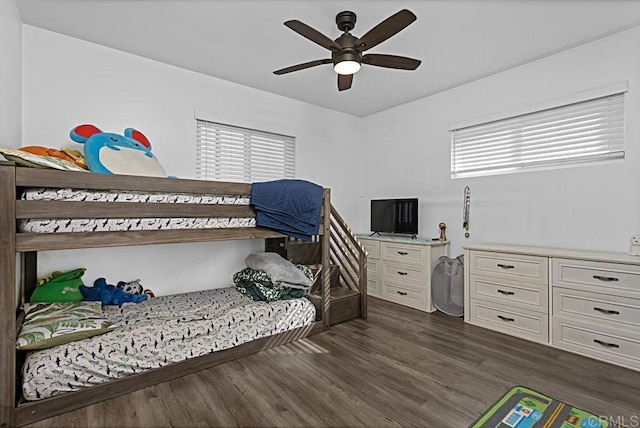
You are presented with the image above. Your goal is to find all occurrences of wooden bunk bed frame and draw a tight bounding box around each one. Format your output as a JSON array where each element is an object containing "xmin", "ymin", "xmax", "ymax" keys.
[{"xmin": 0, "ymin": 160, "xmax": 367, "ymax": 427}]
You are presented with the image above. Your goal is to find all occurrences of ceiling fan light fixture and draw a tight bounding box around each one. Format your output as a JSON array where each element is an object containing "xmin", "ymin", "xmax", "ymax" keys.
[
  {"xmin": 334, "ymin": 60, "xmax": 361, "ymax": 75},
  {"xmin": 333, "ymin": 51, "xmax": 361, "ymax": 75}
]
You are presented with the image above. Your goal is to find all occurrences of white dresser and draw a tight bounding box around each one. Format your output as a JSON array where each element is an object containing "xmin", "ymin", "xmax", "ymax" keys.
[
  {"xmin": 465, "ymin": 244, "xmax": 640, "ymax": 372},
  {"xmin": 358, "ymin": 235, "xmax": 449, "ymax": 312}
]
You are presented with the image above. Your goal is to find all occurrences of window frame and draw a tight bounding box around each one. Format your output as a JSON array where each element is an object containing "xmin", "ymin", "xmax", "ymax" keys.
[
  {"xmin": 449, "ymin": 82, "xmax": 627, "ymax": 179},
  {"xmin": 195, "ymin": 113, "xmax": 296, "ymax": 183}
]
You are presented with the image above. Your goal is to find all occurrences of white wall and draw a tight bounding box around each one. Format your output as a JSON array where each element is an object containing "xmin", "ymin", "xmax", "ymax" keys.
[
  {"xmin": 22, "ymin": 23, "xmax": 640, "ymax": 293},
  {"xmin": 0, "ymin": 0, "xmax": 21, "ymax": 146},
  {"xmin": 22, "ymin": 26, "xmax": 361, "ymax": 295},
  {"xmin": 360, "ymin": 26, "xmax": 640, "ymax": 256}
]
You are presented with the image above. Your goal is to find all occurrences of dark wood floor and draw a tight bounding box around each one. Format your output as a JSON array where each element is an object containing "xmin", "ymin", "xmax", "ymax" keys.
[{"xmin": 26, "ymin": 297, "xmax": 640, "ymax": 427}]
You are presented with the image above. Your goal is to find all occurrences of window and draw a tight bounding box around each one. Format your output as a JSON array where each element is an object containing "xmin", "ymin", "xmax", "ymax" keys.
[
  {"xmin": 450, "ymin": 83, "xmax": 626, "ymax": 179},
  {"xmin": 196, "ymin": 119, "xmax": 295, "ymax": 182}
]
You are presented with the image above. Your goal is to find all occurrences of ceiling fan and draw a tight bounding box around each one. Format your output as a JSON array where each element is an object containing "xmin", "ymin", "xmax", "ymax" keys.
[{"xmin": 273, "ymin": 9, "xmax": 422, "ymax": 91}]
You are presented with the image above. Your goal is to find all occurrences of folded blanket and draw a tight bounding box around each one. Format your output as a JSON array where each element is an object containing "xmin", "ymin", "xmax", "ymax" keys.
[
  {"xmin": 245, "ymin": 252, "xmax": 310, "ymax": 289},
  {"xmin": 234, "ymin": 277, "xmax": 305, "ymax": 302},
  {"xmin": 250, "ymin": 179, "xmax": 323, "ymax": 241},
  {"xmin": 233, "ymin": 266, "xmax": 311, "ymax": 302}
]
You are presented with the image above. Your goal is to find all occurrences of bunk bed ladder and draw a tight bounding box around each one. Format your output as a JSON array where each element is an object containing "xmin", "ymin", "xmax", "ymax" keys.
[{"xmin": 327, "ymin": 204, "xmax": 368, "ymax": 323}]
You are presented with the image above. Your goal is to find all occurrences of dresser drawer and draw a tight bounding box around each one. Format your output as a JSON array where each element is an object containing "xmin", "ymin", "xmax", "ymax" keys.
[
  {"xmin": 552, "ymin": 259, "xmax": 640, "ymax": 297},
  {"xmin": 552, "ymin": 317, "xmax": 640, "ymax": 370},
  {"xmin": 360, "ymin": 238, "xmax": 380, "ymax": 260},
  {"xmin": 382, "ymin": 280, "xmax": 425, "ymax": 310},
  {"xmin": 381, "ymin": 242, "xmax": 425, "ymax": 265},
  {"xmin": 553, "ymin": 287, "xmax": 640, "ymax": 330},
  {"xmin": 367, "ymin": 277, "xmax": 381, "ymax": 298},
  {"xmin": 469, "ymin": 299, "xmax": 549, "ymax": 343},
  {"xmin": 470, "ymin": 275, "xmax": 548, "ymax": 313},
  {"xmin": 470, "ymin": 251, "xmax": 548, "ymax": 285},
  {"xmin": 381, "ymin": 261, "xmax": 425, "ymax": 284}
]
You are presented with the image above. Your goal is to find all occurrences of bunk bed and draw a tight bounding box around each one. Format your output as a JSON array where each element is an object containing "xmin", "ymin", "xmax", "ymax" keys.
[{"xmin": 0, "ymin": 160, "xmax": 367, "ymax": 427}]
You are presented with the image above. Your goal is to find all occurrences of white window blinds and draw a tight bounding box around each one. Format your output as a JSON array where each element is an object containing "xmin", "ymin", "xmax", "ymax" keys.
[
  {"xmin": 196, "ymin": 119, "xmax": 295, "ymax": 182},
  {"xmin": 450, "ymin": 91, "xmax": 625, "ymax": 179}
]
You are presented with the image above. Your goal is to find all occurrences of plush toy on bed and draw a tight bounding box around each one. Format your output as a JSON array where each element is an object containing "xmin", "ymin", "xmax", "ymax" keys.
[
  {"xmin": 117, "ymin": 279, "xmax": 156, "ymax": 298},
  {"xmin": 117, "ymin": 279, "xmax": 144, "ymax": 294},
  {"xmin": 70, "ymin": 124, "xmax": 168, "ymax": 177},
  {"xmin": 80, "ymin": 278, "xmax": 148, "ymax": 306}
]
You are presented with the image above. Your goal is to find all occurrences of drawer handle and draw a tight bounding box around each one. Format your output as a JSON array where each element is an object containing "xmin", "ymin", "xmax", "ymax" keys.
[
  {"xmin": 497, "ymin": 264, "xmax": 515, "ymax": 269},
  {"xmin": 593, "ymin": 307, "xmax": 620, "ymax": 315},
  {"xmin": 593, "ymin": 339, "xmax": 620, "ymax": 349},
  {"xmin": 397, "ymin": 251, "xmax": 409, "ymax": 255},
  {"xmin": 397, "ymin": 291, "xmax": 408, "ymax": 296},
  {"xmin": 593, "ymin": 275, "xmax": 619, "ymax": 282},
  {"xmin": 497, "ymin": 289, "xmax": 515, "ymax": 296},
  {"xmin": 397, "ymin": 271, "xmax": 408, "ymax": 276},
  {"xmin": 497, "ymin": 315, "xmax": 515, "ymax": 322}
]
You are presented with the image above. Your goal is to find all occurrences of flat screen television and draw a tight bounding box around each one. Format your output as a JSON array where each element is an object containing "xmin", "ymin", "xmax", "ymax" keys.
[{"xmin": 370, "ymin": 198, "xmax": 418, "ymax": 235}]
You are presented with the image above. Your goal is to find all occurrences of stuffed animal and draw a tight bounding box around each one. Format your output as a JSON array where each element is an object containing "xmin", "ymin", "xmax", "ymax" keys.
[
  {"xmin": 80, "ymin": 278, "xmax": 148, "ymax": 306},
  {"xmin": 70, "ymin": 124, "xmax": 167, "ymax": 177},
  {"xmin": 117, "ymin": 279, "xmax": 144, "ymax": 295},
  {"xmin": 116, "ymin": 279, "xmax": 156, "ymax": 298},
  {"xmin": 30, "ymin": 268, "xmax": 86, "ymax": 303}
]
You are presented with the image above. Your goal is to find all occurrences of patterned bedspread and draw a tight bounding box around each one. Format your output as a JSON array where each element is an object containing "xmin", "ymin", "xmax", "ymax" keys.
[
  {"xmin": 21, "ymin": 188, "xmax": 251, "ymax": 204},
  {"xmin": 19, "ymin": 188, "xmax": 255, "ymax": 233},
  {"xmin": 22, "ymin": 288, "xmax": 315, "ymax": 401}
]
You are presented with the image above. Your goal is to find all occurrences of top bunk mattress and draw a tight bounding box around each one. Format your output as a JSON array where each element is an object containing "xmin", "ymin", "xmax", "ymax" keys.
[
  {"xmin": 22, "ymin": 287, "xmax": 315, "ymax": 401},
  {"xmin": 19, "ymin": 188, "xmax": 256, "ymax": 233}
]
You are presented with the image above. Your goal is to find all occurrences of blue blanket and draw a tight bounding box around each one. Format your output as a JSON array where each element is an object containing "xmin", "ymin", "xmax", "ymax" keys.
[{"xmin": 250, "ymin": 179, "xmax": 323, "ymax": 241}]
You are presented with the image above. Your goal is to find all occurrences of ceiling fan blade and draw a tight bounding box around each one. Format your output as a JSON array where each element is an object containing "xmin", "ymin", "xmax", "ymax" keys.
[
  {"xmin": 274, "ymin": 59, "xmax": 332, "ymax": 75},
  {"xmin": 338, "ymin": 74, "xmax": 353, "ymax": 91},
  {"xmin": 356, "ymin": 9, "xmax": 417, "ymax": 52},
  {"xmin": 362, "ymin": 54, "xmax": 421, "ymax": 70},
  {"xmin": 284, "ymin": 20, "xmax": 342, "ymax": 52}
]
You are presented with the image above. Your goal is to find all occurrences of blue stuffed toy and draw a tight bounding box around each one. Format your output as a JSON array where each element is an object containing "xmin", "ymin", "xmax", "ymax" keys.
[
  {"xmin": 70, "ymin": 124, "xmax": 167, "ymax": 177},
  {"xmin": 80, "ymin": 278, "xmax": 148, "ymax": 306}
]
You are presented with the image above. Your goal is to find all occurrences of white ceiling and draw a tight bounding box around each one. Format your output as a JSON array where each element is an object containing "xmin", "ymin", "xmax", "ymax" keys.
[{"xmin": 16, "ymin": 0, "xmax": 640, "ymax": 117}]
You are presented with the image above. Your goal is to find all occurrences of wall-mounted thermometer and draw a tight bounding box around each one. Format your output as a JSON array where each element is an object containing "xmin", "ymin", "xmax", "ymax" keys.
[{"xmin": 463, "ymin": 186, "xmax": 471, "ymax": 238}]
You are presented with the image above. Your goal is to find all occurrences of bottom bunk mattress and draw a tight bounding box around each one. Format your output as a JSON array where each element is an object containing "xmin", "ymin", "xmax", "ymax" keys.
[{"xmin": 22, "ymin": 287, "xmax": 315, "ymax": 401}]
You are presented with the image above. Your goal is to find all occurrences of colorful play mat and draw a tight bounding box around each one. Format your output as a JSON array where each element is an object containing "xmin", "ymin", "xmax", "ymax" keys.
[{"xmin": 470, "ymin": 386, "xmax": 614, "ymax": 428}]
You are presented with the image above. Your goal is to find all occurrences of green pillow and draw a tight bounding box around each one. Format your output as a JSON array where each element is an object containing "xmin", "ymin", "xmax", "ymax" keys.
[
  {"xmin": 30, "ymin": 268, "xmax": 86, "ymax": 303},
  {"xmin": 16, "ymin": 301, "xmax": 116, "ymax": 350}
]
